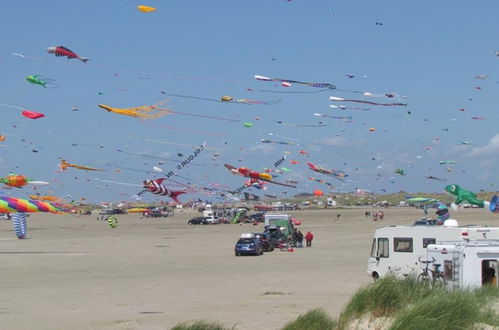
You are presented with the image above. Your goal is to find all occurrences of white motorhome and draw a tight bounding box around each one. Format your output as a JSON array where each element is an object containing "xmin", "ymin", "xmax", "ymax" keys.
[
  {"xmin": 427, "ymin": 241, "xmax": 499, "ymax": 289},
  {"xmin": 367, "ymin": 220, "xmax": 499, "ymax": 280}
]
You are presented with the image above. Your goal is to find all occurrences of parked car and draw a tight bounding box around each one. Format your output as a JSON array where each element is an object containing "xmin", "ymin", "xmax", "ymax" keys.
[
  {"xmin": 248, "ymin": 212, "xmax": 266, "ymax": 223},
  {"xmin": 188, "ymin": 217, "xmax": 207, "ymax": 225},
  {"xmin": 253, "ymin": 232, "xmax": 274, "ymax": 252},
  {"xmin": 235, "ymin": 237, "xmax": 263, "ymax": 256}
]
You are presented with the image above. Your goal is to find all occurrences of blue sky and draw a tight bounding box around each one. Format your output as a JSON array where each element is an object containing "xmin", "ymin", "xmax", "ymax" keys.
[{"xmin": 0, "ymin": 0, "xmax": 498, "ymax": 204}]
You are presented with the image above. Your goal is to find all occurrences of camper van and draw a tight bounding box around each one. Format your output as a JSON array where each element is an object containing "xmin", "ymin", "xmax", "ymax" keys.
[
  {"xmin": 427, "ymin": 241, "xmax": 499, "ymax": 289},
  {"xmin": 367, "ymin": 220, "xmax": 499, "ymax": 280},
  {"xmin": 264, "ymin": 213, "xmax": 294, "ymax": 238}
]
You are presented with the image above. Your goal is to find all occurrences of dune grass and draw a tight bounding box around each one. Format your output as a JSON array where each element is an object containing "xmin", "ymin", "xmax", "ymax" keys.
[
  {"xmin": 170, "ymin": 278, "xmax": 499, "ymax": 330},
  {"xmin": 281, "ymin": 308, "xmax": 336, "ymax": 330},
  {"xmin": 170, "ymin": 320, "xmax": 235, "ymax": 330}
]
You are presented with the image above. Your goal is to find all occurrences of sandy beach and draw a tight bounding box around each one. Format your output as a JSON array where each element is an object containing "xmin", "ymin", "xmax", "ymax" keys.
[{"xmin": 0, "ymin": 207, "xmax": 497, "ymax": 330}]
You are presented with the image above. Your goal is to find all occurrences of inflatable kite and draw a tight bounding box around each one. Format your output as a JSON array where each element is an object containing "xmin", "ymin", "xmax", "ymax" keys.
[
  {"xmin": 107, "ymin": 215, "xmax": 118, "ymax": 228},
  {"xmin": 22, "ymin": 110, "xmax": 45, "ymax": 119},
  {"xmin": 307, "ymin": 162, "xmax": 347, "ymax": 181},
  {"xmin": 26, "ymin": 75, "xmax": 57, "ymax": 88},
  {"xmin": 137, "ymin": 5, "xmax": 156, "ymax": 12},
  {"xmin": 0, "ymin": 174, "xmax": 49, "ymax": 188},
  {"xmin": 59, "ymin": 160, "xmax": 104, "ymax": 172},
  {"xmin": 0, "ymin": 196, "xmax": 62, "ymax": 213},
  {"xmin": 12, "ymin": 213, "xmax": 28, "ymax": 239},
  {"xmin": 224, "ymin": 164, "xmax": 296, "ymax": 188},
  {"xmin": 47, "ymin": 45, "xmax": 89, "ymax": 62},
  {"xmin": 254, "ymin": 74, "xmax": 336, "ymax": 89},
  {"xmin": 139, "ymin": 178, "xmax": 186, "ymax": 203},
  {"xmin": 490, "ymin": 195, "xmax": 499, "ymax": 213},
  {"xmin": 394, "ymin": 168, "xmax": 407, "ymax": 176},
  {"xmin": 445, "ymin": 184, "xmax": 488, "ymax": 208},
  {"xmin": 330, "ymin": 96, "xmax": 407, "ymax": 106}
]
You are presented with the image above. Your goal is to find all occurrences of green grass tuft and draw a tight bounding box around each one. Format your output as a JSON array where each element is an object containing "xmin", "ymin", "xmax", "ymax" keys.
[
  {"xmin": 281, "ymin": 308, "xmax": 336, "ymax": 330},
  {"xmin": 170, "ymin": 320, "xmax": 235, "ymax": 330}
]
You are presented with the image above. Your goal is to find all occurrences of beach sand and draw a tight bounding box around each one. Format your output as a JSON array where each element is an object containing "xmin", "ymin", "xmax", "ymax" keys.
[{"xmin": 0, "ymin": 206, "xmax": 497, "ymax": 329}]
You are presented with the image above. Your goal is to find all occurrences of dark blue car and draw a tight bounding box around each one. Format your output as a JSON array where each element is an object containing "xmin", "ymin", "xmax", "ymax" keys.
[{"xmin": 235, "ymin": 237, "xmax": 263, "ymax": 256}]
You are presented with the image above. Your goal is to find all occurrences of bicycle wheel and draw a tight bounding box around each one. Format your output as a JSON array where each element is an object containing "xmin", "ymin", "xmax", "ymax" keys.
[
  {"xmin": 433, "ymin": 274, "xmax": 446, "ymax": 287},
  {"xmin": 417, "ymin": 272, "xmax": 432, "ymax": 287}
]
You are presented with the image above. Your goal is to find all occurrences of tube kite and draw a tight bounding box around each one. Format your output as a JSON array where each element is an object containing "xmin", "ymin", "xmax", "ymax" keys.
[
  {"xmin": 0, "ymin": 196, "xmax": 62, "ymax": 213},
  {"xmin": 330, "ymin": 96, "xmax": 407, "ymax": 106},
  {"xmin": 12, "ymin": 213, "xmax": 28, "ymax": 239},
  {"xmin": 254, "ymin": 75, "xmax": 336, "ymax": 89}
]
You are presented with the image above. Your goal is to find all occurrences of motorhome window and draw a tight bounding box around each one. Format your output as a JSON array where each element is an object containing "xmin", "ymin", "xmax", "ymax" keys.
[
  {"xmin": 422, "ymin": 238, "xmax": 436, "ymax": 248},
  {"xmin": 394, "ymin": 237, "xmax": 413, "ymax": 252},
  {"xmin": 370, "ymin": 239, "xmax": 376, "ymax": 258},
  {"xmin": 378, "ymin": 238, "xmax": 389, "ymax": 258},
  {"xmin": 443, "ymin": 260, "xmax": 453, "ymax": 280}
]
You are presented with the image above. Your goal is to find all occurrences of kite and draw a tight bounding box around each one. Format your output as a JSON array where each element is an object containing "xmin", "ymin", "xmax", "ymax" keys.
[
  {"xmin": 439, "ymin": 160, "xmax": 456, "ymax": 165},
  {"xmin": 224, "ymin": 164, "xmax": 296, "ymax": 188},
  {"xmin": 243, "ymin": 122, "xmax": 254, "ymax": 128},
  {"xmin": 22, "ymin": 110, "xmax": 45, "ymax": 119},
  {"xmin": 0, "ymin": 135, "xmax": 6, "ymax": 142},
  {"xmin": 47, "ymin": 46, "xmax": 89, "ymax": 62},
  {"xmin": 425, "ymin": 176, "xmax": 447, "ymax": 182},
  {"xmin": 394, "ymin": 168, "xmax": 406, "ymax": 176},
  {"xmin": 0, "ymin": 196, "xmax": 62, "ymax": 214},
  {"xmin": 59, "ymin": 160, "xmax": 104, "ymax": 172},
  {"xmin": 277, "ymin": 121, "xmax": 328, "ymax": 127},
  {"xmin": 471, "ymin": 116, "xmax": 486, "ymax": 120},
  {"xmin": 490, "ymin": 195, "xmax": 499, "ymax": 213},
  {"xmin": 26, "ymin": 75, "xmax": 57, "ymax": 88},
  {"xmin": 458, "ymin": 141, "xmax": 474, "ymax": 145},
  {"xmin": 139, "ymin": 178, "xmax": 187, "ymax": 202},
  {"xmin": 261, "ymin": 138, "xmax": 297, "ymax": 146},
  {"xmin": 107, "ymin": 215, "xmax": 118, "ymax": 228},
  {"xmin": 127, "ymin": 207, "xmax": 148, "ymax": 213},
  {"xmin": 445, "ymin": 184, "xmax": 489, "ymax": 208},
  {"xmin": 405, "ymin": 197, "xmax": 439, "ymax": 204},
  {"xmin": 307, "ymin": 162, "xmax": 348, "ymax": 181},
  {"xmin": 101, "ymin": 100, "xmax": 240, "ymax": 122},
  {"xmin": 309, "ymin": 177, "xmax": 334, "ymax": 188},
  {"xmin": 254, "ymin": 74, "xmax": 336, "ymax": 89},
  {"xmin": 435, "ymin": 202, "xmax": 450, "ymax": 224},
  {"xmin": 12, "ymin": 213, "xmax": 28, "ymax": 239},
  {"xmin": 368, "ymin": 128, "xmax": 376, "ymax": 132},
  {"xmin": 0, "ymin": 174, "xmax": 49, "ymax": 188},
  {"xmin": 137, "ymin": 5, "xmax": 156, "ymax": 12},
  {"xmin": 314, "ymin": 113, "xmax": 352, "ymax": 120},
  {"xmin": 330, "ymin": 104, "xmax": 370, "ymax": 111},
  {"xmin": 329, "ymin": 96, "xmax": 407, "ymax": 106},
  {"xmin": 99, "ymin": 103, "xmax": 168, "ymax": 119},
  {"xmin": 29, "ymin": 195, "xmax": 61, "ymax": 202}
]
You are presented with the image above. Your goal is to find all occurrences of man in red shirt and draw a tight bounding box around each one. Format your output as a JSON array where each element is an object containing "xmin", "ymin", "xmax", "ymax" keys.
[{"xmin": 305, "ymin": 231, "xmax": 314, "ymax": 247}]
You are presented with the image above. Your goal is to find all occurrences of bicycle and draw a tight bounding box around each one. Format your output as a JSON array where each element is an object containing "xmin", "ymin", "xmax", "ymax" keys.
[{"xmin": 417, "ymin": 257, "xmax": 446, "ymax": 287}]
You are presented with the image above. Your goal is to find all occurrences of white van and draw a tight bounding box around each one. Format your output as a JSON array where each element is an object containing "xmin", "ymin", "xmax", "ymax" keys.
[
  {"xmin": 367, "ymin": 220, "xmax": 499, "ymax": 280},
  {"xmin": 427, "ymin": 241, "xmax": 499, "ymax": 289}
]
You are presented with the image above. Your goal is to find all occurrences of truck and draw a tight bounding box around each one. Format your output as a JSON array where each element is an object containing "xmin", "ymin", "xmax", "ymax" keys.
[
  {"xmin": 427, "ymin": 241, "xmax": 499, "ymax": 289},
  {"xmin": 367, "ymin": 219, "xmax": 499, "ymax": 280},
  {"xmin": 264, "ymin": 213, "xmax": 294, "ymax": 238}
]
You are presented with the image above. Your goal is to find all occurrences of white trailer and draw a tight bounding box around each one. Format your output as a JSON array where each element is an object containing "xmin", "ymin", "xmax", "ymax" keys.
[
  {"xmin": 367, "ymin": 220, "xmax": 499, "ymax": 280},
  {"xmin": 427, "ymin": 241, "xmax": 499, "ymax": 289}
]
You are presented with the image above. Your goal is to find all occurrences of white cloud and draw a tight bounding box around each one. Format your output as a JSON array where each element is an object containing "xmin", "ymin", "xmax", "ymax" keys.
[{"xmin": 469, "ymin": 134, "xmax": 499, "ymax": 156}]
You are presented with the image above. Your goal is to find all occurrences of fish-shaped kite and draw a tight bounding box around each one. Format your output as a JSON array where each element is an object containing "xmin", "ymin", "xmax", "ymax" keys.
[{"xmin": 47, "ymin": 46, "xmax": 89, "ymax": 63}]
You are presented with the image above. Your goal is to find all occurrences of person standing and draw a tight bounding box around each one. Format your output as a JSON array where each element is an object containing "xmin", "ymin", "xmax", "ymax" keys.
[
  {"xmin": 305, "ymin": 231, "xmax": 314, "ymax": 247},
  {"xmin": 296, "ymin": 230, "xmax": 304, "ymax": 248}
]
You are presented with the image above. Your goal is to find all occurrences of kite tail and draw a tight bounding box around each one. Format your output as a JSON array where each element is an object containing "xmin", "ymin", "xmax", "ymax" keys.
[{"xmin": 170, "ymin": 191, "xmax": 186, "ymax": 203}]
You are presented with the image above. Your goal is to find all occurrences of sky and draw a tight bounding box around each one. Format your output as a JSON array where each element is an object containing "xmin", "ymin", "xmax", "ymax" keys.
[{"xmin": 0, "ymin": 0, "xmax": 498, "ymax": 204}]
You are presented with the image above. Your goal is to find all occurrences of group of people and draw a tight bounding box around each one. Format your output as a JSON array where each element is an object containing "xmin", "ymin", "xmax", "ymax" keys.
[
  {"xmin": 290, "ymin": 228, "xmax": 314, "ymax": 248},
  {"xmin": 365, "ymin": 210, "xmax": 384, "ymax": 221}
]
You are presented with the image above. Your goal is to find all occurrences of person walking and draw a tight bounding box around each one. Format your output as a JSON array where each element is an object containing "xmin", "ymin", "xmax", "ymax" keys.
[{"xmin": 305, "ymin": 231, "xmax": 314, "ymax": 247}]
